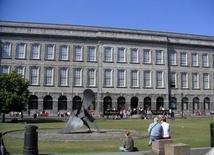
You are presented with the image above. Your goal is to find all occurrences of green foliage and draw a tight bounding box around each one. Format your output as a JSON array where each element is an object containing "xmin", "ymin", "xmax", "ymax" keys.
[{"xmin": 0, "ymin": 71, "xmax": 30, "ymax": 113}]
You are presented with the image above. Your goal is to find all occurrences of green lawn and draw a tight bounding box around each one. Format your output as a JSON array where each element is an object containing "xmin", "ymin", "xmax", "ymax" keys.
[{"xmin": 0, "ymin": 117, "xmax": 213, "ymax": 154}]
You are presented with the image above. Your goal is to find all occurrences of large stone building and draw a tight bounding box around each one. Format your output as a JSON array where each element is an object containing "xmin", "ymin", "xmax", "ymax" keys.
[{"xmin": 1, "ymin": 21, "xmax": 214, "ymax": 116}]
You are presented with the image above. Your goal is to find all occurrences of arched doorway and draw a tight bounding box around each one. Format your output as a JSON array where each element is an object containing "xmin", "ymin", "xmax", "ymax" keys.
[
  {"xmin": 144, "ymin": 97, "xmax": 151, "ymax": 110},
  {"xmin": 103, "ymin": 96, "xmax": 112, "ymax": 111},
  {"xmin": 193, "ymin": 97, "xmax": 199, "ymax": 114},
  {"xmin": 204, "ymin": 97, "xmax": 210, "ymax": 111},
  {"xmin": 117, "ymin": 97, "xmax": 125, "ymax": 110},
  {"xmin": 58, "ymin": 96, "xmax": 67, "ymax": 110},
  {"xmin": 156, "ymin": 97, "xmax": 164, "ymax": 110},
  {"xmin": 43, "ymin": 95, "xmax": 53, "ymax": 110},
  {"xmin": 131, "ymin": 97, "xmax": 138, "ymax": 109},
  {"xmin": 29, "ymin": 95, "xmax": 38, "ymax": 110},
  {"xmin": 170, "ymin": 97, "xmax": 177, "ymax": 110},
  {"xmin": 72, "ymin": 96, "xmax": 82, "ymax": 110}
]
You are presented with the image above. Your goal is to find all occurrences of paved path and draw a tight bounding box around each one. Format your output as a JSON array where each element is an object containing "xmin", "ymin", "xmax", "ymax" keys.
[{"xmin": 13, "ymin": 147, "xmax": 209, "ymax": 155}]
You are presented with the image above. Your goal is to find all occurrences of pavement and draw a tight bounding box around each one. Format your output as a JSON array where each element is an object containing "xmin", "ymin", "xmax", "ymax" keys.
[{"xmin": 22, "ymin": 147, "xmax": 210, "ymax": 155}]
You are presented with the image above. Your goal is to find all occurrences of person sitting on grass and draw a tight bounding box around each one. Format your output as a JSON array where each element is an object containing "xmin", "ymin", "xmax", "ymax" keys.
[{"xmin": 119, "ymin": 130, "xmax": 138, "ymax": 152}]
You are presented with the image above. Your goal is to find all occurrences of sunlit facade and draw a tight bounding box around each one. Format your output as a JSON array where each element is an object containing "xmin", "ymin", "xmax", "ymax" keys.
[{"xmin": 1, "ymin": 21, "xmax": 214, "ymax": 116}]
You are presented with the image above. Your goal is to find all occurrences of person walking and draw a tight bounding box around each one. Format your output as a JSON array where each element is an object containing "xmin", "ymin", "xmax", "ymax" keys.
[
  {"xmin": 148, "ymin": 117, "xmax": 163, "ymax": 146},
  {"xmin": 160, "ymin": 118, "xmax": 170, "ymax": 139}
]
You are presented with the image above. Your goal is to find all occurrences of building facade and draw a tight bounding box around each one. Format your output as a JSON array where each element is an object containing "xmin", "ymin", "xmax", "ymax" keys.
[{"xmin": 1, "ymin": 21, "xmax": 214, "ymax": 116}]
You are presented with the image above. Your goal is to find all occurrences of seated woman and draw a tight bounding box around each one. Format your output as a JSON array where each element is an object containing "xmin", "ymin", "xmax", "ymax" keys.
[{"xmin": 119, "ymin": 130, "xmax": 138, "ymax": 152}]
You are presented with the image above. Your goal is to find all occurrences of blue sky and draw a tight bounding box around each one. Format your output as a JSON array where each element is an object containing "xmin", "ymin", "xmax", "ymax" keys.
[{"xmin": 0, "ymin": 0, "xmax": 214, "ymax": 36}]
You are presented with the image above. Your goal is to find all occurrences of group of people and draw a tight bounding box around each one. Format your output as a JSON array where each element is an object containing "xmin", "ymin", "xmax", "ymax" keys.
[{"xmin": 119, "ymin": 117, "xmax": 170, "ymax": 152}]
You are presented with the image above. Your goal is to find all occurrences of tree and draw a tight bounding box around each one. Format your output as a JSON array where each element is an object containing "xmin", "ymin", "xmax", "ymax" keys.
[{"xmin": 0, "ymin": 71, "xmax": 30, "ymax": 122}]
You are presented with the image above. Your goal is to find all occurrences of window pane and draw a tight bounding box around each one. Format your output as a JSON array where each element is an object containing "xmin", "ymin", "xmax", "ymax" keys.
[
  {"xmin": 74, "ymin": 69, "xmax": 82, "ymax": 86},
  {"xmin": 104, "ymin": 69, "xmax": 112, "ymax": 87},
  {"xmin": 16, "ymin": 44, "xmax": 26, "ymax": 58},
  {"xmin": 170, "ymin": 52, "xmax": 176, "ymax": 65},
  {"xmin": 118, "ymin": 70, "xmax": 125, "ymax": 87},
  {"xmin": 157, "ymin": 71, "xmax": 163, "ymax": 88},
  {"xmin": 202, "ymin": 54, "xmax": 209, "ymax": 67},
  {"xmin": 144, "ymin": 71, "xmax": 151, "ymax": 87},
  {"xmin": 15, "ymin": 66, "xmax": 25, "ymax": 77},
  {"xmin": 45, "ymin": 68, "xmax": 53, "ymax": 85},
  {"xmin": 130, "ymin": 49, "xmax": 138, "ymax": 63},
  {"xmin": 60, "ymin": 46, "xmax": 68, "ymax": 60},
  {"xmin": 74, "ymin": 46, "xmax": 82, "ymax": 61},
  {"xmin": 46, "ymin": 45, "xmax": 54, "ymax": 60},
  {"xmin": 143, "ymin": 49, "xmax": 151, "ymax": 63},
  {"xmin": 118, "ymin": 48, "xmax": 125, "ymax": 62},
  {"xmin": 180, "ymin": 53, "xmax": 187, "ymax": 66},
  {"xmin": 1, "ymin": 43, "xmax": 11, "ymax": 58},
  {"xmin": 192, "ymin": 53, "xmax": 198, "ymax": 66},
  {"xmin": 0, "ymin": 66, "xmax": 10, "ymax": 73},
  {"xmin": 59, "ymin": 68, "xmax": 68, "ymax": 86},
  {"xmin": 104, "ymin": 47, "xmax": 112, "ymax": 62},
  {"xmin": 181, "ymin": 73, "xmax": 188, "ymax": 88},
  {"xmin": 88, "ymin": 47, "xmax": 96, "ymax": 61},
  {"xmin": 88, "ymin": 69, "xmax": 96, "ymax": 86},
  {"xmin": 31, "ymin": 44, "xmax": 40, "ymax": 59},
  {"xmin": 131, "ymin": 70, "xmax": 139, "ymax": 87},
  {"xmin": 192, "ymin": 73, "xmax": 199, "ymax": 89},
  {"xmin": 156, "ymin": 50, "xmax": 163, "ymax": 64},
  {"xmin": 30, "ymin": 67, "xmax": 39, "ymax": 85},
  {"xmin": 203, "ymin": 73, "xmax": 209, "ymax": 89}
]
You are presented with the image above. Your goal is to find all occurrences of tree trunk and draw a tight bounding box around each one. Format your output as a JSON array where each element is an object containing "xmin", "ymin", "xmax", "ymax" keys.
[{"xmin": 2, "ymin": 113, "xmax": 5, "ymax": 123}]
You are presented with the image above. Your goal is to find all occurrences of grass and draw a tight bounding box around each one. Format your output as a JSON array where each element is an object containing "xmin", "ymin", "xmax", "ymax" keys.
[{"xmin": 0, "ymin": 116, "xmax": 213, "ymax": 154}]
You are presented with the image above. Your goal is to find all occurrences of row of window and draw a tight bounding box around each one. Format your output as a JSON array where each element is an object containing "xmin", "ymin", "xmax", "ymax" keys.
[
  {"xmin": 1, "ymin": 65, "xmax": 212, "ymax": 89},
  {"xmin": 1, "ymin": 42, "xmax": 213, "ymax": 67}
]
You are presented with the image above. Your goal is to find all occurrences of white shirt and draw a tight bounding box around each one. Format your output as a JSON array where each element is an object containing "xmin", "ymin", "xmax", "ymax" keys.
[{"xmin": 161, "ymin": 122, "xmax": 170, "ymax": 138}]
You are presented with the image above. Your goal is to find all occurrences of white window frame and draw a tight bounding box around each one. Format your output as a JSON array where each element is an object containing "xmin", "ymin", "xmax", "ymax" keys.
[
  {"xmin": 192, "ymin": 53, "xmax": 198, "ymax": 66},
  {"xmin": 0, "ymin": 66, "xmax": 10, "ymax": 74},
  {"xmin": 104, "ymin": 47, "xmax": 113, "ymax": 62},
  {"xmin": 170, "ymin": 52, "xmax": 176, "ymax": 65},
  {"xmin": 181, "ymin": 72, "xmax": 188, "ymax": 88},
  {"xmin": 30, "ymin": 67, "xmax": 40, "ymax": 85},
  {"xmin": 16, "ymin": 43, "xmax": 26, "ymax": 59},
  {"xmin": 31, "ymin": 44, "xmax": 40, "ymax": 59},
  {"xmin": 131, "ymin": 70, "xmax": 139, "ymax": 87},
  {"xmin": 156, "ymin": 71, "xmax": 164, "ymax": 88},
  {"xmin": 59, "ymin": 68, "xmax": 68, "ymax": 86},
  {"xmin": 104, "ymin": 69, "xmax": 113, "ymax": 87},
  {"xmin": 156, "ymin": 50, "xmax": 163, "ymax": 64},
  {"xmin": 74, "ymin": 46, "xmax": 83, "ymax": 61},
  {"xmin": 87, "ymin": 47, "xmax": 96, "ymax": 62},
  {"xmin": 144, "ymin": 70, "xmax": 151, "ymax": 87},
  {"xmin": 130, "ymin": 48, "xmax": 139, "ymax": 63},
  {"xmin": 44, "ymin": 67, "xmax": 54, "ymax": 86},
  {"xmin": 15, "ymin": 66, "xmax": 25, "ymax": 77},
  {"xmin": 170, "ymin": 72, "xmax": 177, "ymax": 88},
  {"xmin": 117, "ymin": 48, "xmax": 126, "ymax": 62},
  {"xmin": 192, "ymin": 73, "xmax": 199, "ymax": 89},
  {"xmin": 117, "ymin": 69, "xmax": 126, "ymax": 87},
  {"xmin": 1, "ymin": 43, "xmax": 11, "ymax": 58},
  {"xmin": 87, "ymin": 69, "xmax": 96, "ymax": 86},
  {"xmin": 45, "ymin": 44, "xmax": 55, "ymax": 60},
  {"xmin": 202, "ymin": 54, "xmax": 209, "ymax": 67},
  {"xmin": 73, "ymin": 68, "xmax": 82, "ymax": 86},
  {"xmin": 203, "ymin": 73, "xmax": 210, "ymax": 89},
  {"xmin": 60, "ymin": 45, "xmax": 69, "ymax": 60},
  {"xmin": 143, "ymin": 49, "xmax": 151, "ymax": 63},
  {"xmin": 180, "ymin": 52, "xmax": 187, "ymax": 66}
]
